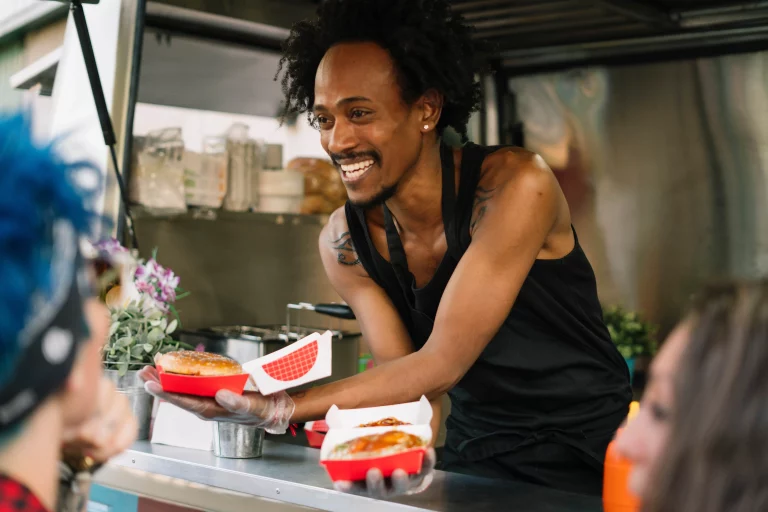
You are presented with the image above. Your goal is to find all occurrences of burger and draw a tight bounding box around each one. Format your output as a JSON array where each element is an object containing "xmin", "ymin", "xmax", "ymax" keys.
[
  {"xmin": 328, "ymin": 431, "xmax": 425, "ymax": 460},
  {"xmin": 155, "ymin": 350, "xmax": 243, "ymax": 376}
]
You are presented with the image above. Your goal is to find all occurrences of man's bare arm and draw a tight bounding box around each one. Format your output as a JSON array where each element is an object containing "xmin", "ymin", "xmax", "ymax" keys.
[
  {"xmin": 294, "ymin": 209, "xmax": 443, "ymax": 440},
  {"xmin": 289, "ymin": 152, "xmax": 567, "ymax": 423}
]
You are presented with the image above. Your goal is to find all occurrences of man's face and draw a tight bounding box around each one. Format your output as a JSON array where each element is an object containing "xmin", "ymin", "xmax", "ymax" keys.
[{"xmin": 313, "ymin": 42, "xmax": 426, "ymax": 209}]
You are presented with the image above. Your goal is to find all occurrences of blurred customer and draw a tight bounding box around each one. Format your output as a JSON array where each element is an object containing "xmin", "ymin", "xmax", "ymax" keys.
[
  {"xmin": 618, "ymin": 280, "xmax": 768, "ymax": 512},
  {"xmin": 0, "ymin": 113, "xmax": 136, "ymax": 512}
]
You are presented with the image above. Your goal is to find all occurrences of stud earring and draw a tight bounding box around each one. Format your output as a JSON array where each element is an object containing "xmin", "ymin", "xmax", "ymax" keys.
[{"xmin": 423, "ymin": 124, "xmax": 429, "ymax": 130}]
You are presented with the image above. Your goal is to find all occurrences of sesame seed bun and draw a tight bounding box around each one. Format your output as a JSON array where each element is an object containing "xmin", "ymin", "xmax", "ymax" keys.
[{"xmin": 155, "ymin": 350, "xmax": 243, "ymax": 376}]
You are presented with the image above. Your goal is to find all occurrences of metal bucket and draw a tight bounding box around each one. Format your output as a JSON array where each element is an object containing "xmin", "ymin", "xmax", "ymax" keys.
[
  {"xmin": 104, "ymin": 368, "xmax": 153, "ymax": 440},
  {"xmin": 213, "ymin": 422, "xmax": 265, "ymax": 458}
]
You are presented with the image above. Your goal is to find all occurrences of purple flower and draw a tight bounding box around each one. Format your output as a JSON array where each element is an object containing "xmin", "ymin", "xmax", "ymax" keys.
[
  {"xmin": 134, "ymin": 257, "xmax": 181, "ymax": 311},
  {"xmin": 94, "ymin": 238, "xmax": 129, "ymax": 257}
]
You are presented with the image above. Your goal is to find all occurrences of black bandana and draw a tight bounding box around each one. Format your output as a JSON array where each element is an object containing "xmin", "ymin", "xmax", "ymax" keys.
[{"xmin": 0, "ymin": 220, "xmax": 91, "ymax": 430}]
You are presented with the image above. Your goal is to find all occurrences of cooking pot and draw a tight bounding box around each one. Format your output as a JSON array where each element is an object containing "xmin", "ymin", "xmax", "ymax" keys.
[{"xmin": 178, "ymin": 303, "xmax": 361, "ymax": 387}]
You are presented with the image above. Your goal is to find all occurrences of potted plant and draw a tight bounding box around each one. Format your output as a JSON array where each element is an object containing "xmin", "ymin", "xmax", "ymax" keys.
[
  {"xmin": 603, "ymin": 305, "xmax": 658, "ymax": 383},
  {"xmin": 94, "ymin": 239, "xmax": 191, "ymax": 439}
]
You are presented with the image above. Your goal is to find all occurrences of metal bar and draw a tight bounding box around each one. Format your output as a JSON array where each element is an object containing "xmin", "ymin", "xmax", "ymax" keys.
[
  {"xmin": 144, "ymin": 2, "xmax": 289, "ymax": 48},
  {"xmin": 676, "ymin": 2, "xmax": 768, "ymax": 28},
  {"xmin": 459, "ymin": 1, "xmax": 573, "ymax": 21},
  {"xmin": 677, "ymin": 1, "xmax": 768, "ymax": 18},
  {"xmin": 70, "ymin": 0, "xmax": 139, "ymax": 249},
  {"xmin": 475, "ymin": 15, "xmax": 630, "ymax": 39},
  {"xmin": 500, "ymin": 24, "xmax": 768, "ymax": 71},
  {"xmin": 472, "ymin": 7, "xmax": 603, "ymax": 30},
  {"xmin": 579, "ymin": 0, "xmax": 676, "ymax": 28},
  {"xmin": 117, "ymin": 0, "xmax": 147, "ymax": 247},
  {"xmin": 451, "ymin": 0, "xmax": 528, "ymax": 13}
]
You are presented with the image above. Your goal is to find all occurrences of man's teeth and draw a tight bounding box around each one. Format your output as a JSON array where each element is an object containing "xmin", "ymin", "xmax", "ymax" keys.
[{"xmin": 340, "ymin": 160, "xmax": 374, "ymax": 177}]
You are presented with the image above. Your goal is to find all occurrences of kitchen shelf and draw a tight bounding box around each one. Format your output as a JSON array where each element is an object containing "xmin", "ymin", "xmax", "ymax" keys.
[{"xmin": 132, "ymin": 206, "xmax": 331, "ymax": 226}]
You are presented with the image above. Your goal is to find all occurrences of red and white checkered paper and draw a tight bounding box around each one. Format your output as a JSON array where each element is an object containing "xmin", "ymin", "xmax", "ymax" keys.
[
  {"xmin": 262, "ymin": 340, "xmax": 319, "ymax": 381},
  {"xmin": 243, "ymin": 330, "xmax": 332, "ymax": 395}
]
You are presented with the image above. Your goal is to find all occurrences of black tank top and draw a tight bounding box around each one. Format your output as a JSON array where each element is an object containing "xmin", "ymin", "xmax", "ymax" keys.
[{"xmin": 345, "ymin": 142, "xmax": 631, "ymax": 467}]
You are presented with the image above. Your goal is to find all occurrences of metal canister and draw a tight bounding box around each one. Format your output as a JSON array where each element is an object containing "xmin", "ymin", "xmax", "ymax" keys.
[
  {"xmin": 104, "ymin": 368, "xmax": 153, "ymax": 440},
  {"xmin": 213, "ymin": 422, "xmax": 265, "ymax": 459}
]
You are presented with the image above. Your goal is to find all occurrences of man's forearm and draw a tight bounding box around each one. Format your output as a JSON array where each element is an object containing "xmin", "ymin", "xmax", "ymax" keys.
[{"xmin": 289, "ymin": 349, "xmax": 450, "ymax": 423}]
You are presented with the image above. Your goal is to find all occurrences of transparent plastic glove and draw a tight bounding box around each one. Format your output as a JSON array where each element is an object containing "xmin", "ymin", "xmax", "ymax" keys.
[
  {"xmin": 138, "ymin": 366, "xmax": 295, "ymax": 434},
  {"xmin": 333, "ymin": 448, "xmax": 436, "ymax": 499}
]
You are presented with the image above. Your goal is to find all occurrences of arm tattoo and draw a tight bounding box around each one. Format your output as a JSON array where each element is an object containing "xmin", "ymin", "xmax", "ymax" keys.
[
  {"xmin": 330, "ymin": 231, "xmax": 361, "ymax": 266},
  {"xmin": 470, "ymin": 186, "xmax": 496, "ymax": 236}
]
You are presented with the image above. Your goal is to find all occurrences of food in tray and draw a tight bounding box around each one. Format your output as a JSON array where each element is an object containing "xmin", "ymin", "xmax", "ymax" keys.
[
  {"xmin": 358, "ymin": 417, "xmax": 412, "ymax": 428},
  {"xmin": 156, "ymin": 350, "xmax": 243, "ymax": 376},
  {"xmin": 328, "ymin": 431, "xmax": 425, "ymax": 460}
]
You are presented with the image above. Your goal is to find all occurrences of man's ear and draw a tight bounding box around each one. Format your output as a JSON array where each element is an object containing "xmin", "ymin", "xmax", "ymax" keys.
[{"xmin": 417, "ymin": 89, "xmax": 443, "ymax": 133}]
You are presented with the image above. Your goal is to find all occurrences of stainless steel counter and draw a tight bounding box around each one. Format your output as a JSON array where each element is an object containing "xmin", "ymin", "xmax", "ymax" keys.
[{"xmin": 104, "ymin": 441, "xmax": 603, "ymax": 512}]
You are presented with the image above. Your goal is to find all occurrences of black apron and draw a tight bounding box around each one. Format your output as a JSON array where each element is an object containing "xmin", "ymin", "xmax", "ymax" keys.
[{"xmin": 345, "ymin": 142, "xmax": 632, "ymax": 496}]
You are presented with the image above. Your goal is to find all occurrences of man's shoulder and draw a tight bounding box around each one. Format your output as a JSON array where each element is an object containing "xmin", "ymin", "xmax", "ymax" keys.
[
  {"xmin": 474, "ymin": 145, "xmax": 550, "ymax": 189},
  {"xmin": 465, "ymin": 145, "xmax": 563, "ymax": 238},
  {"xmin": 319, "ymin": 206, "xmax": 368, "ymax": 273}
]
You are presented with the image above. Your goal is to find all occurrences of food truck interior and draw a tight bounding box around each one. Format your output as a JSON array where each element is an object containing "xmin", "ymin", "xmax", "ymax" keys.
[{"xmin": 5, "ymin": 0, "xmax": 768, "ymax": 510}]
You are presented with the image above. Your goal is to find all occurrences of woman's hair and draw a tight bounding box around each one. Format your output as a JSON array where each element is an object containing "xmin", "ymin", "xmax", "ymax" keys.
[
  {"xmin": 644, "ymin": 280, "xmax": 768, "ymax": 512},
  {"xmin": 277, "ymin": 0, "xmax": 491, "ymax": 137},
  {"xmin": 0, "ymin": 113, "xmax": 97, "ymax": 390}
]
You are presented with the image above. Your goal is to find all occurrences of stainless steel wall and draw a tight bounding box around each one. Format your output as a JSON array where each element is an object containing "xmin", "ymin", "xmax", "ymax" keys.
[
  {"xmin": 510, "ymin": 50, "xmax": 768, "ymax": 334},
  {"xmin": 133, "ymin": 212, "xmax": 352, "ymax": 331}
]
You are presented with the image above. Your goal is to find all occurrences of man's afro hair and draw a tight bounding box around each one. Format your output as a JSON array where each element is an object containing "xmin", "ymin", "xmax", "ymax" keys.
[{"xmin": 277, "ymin": 0, "xmax": 491, "ymax": 137}]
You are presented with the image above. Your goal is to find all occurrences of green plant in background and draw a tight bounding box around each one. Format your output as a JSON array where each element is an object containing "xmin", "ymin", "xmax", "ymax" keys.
[
  {"xmin": 104, "ymin": 298, "xmax": 190, "ymax": 376},
  {"xmin": 603, "ymin": 305, "xmax": 659, "ymax": 360}
]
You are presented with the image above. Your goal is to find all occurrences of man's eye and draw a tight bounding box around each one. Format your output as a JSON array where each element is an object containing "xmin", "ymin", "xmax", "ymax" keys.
[
  {"xmin": 311, "ymin": 115, "xmax": 330, "ymax": 129},
  {"xmin": 350, "ymin": 110, "xmax": 368, "ymax": 119}
]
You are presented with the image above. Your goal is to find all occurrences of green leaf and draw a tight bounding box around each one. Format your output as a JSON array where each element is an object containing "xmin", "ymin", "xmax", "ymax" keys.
[
  {"xmin": 117, "ymin": 336, "xmax": 133, "ymax": 348},
  {"xmin": 143, "ymin": 343, "xmax": 154, "ymax": 352},
  {"xmin": 166, "ymin": 319, "xmax": 178, "ymax": 334},
  {"xmin": 147, "ymin": 328, "xmax": 165, "ymax": 343},
  {"xmin": 108, "ymin": 322, "xmax": 120, "ymax": 337}
]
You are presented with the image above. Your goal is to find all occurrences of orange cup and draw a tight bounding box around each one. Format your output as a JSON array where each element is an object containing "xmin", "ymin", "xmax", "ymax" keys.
[
  {"xmin": 603, "ymin": 401, "xmax": 641, "ymax": 512},
  {"xmin": 603, "ymin": 435, "xmax": 640, "ymax": 512}
]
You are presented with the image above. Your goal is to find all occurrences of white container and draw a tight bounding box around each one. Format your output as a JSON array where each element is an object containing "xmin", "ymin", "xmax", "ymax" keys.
[
  {"xmin": 242, "ymin": 330, "xmax": 333, "ymax": 396},
  {"xmin": 255, "ymin": 170, "xmax": 305, "ymax": 213}
]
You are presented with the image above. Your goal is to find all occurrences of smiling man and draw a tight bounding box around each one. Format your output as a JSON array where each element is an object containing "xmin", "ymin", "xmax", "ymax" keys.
[{"xmin": 141, "ymin": 0, "xmax": 632, "ymax": 497}]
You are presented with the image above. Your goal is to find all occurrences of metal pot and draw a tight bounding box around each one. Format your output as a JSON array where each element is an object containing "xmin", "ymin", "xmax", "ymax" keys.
[
  {"xmin": 104, "ymin": 368, "xmax": 153, "ymax": 440},
  {"xmin": 178, "ymin": 302, "xmax": 362, "ymax": 389}
]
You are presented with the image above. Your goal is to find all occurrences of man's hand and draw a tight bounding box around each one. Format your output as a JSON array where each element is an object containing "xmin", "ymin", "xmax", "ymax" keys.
[
  {"xmin": 138, "ymin": 366, "xmax": 296, "ymax": 434},
  {"xmin": 62, "ymin": 377, "xmax": 137, "ymax": 463},
  {"xmin": 333, "ymin": 448, "xmax": 436, "ymax": 498}
]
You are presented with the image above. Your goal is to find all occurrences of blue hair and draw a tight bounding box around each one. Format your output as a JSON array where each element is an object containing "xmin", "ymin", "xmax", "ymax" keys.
[{"xmin": 0, "ymin": 112, "xmax": 99, "ymax": 391}]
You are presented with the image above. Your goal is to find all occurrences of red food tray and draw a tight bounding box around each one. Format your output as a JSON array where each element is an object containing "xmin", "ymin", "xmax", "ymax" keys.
[
  {"xmin": 320, "ymin": 448, "xmax": 426, "ymax": 482},
  {"xmin": 305, "ymin": 420, "xmax": 329, "ymax": 448},
  {"xmin": 306, "ymin": 430, "xmax": 326, "ymax": 448},
  {"xmin": 157, "ymin": 366, "xmax": 249, "ymax": 397}
]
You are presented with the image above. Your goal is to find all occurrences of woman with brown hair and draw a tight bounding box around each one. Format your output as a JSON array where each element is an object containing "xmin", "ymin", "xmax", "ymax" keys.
[{"xmin": 617, "ymin": 280, "xmax": 768, "ymax": 512}]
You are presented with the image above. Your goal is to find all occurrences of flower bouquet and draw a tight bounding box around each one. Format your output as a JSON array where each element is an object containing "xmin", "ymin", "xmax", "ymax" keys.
[
  {"xmin": 94, "ymin": 239, "xmax": 191, "ymax": 376},
  {"xmin": 93, "ymin": 239, "xmax": 192, "ymax": 439}
]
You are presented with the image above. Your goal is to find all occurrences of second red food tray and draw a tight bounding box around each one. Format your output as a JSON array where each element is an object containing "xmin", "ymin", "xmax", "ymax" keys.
[
  {"xmin": 157, "ymin": 366, "xmax": 249, "ymax": 397},
  {"xmin": 320, "ymin": 448, "xmax": 426, "ymax": 482}
]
